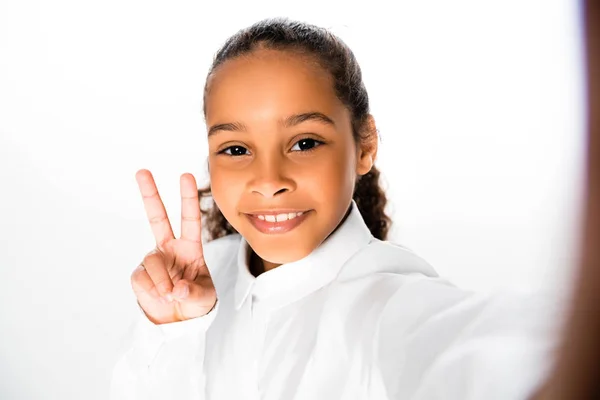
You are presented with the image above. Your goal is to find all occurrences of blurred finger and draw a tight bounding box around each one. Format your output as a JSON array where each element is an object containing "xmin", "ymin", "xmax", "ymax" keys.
[
  {"xmin": 180, "ymin": 173, "xmax": 202, "ymax": 243},
  {"xmin": 131, "ymin": 264, "xmax": 160, "ymax": 298},
  {"xmin": 136, "ymin": 169, "xmax": 175, "ymax": 247},
  {"xmin": 142, "ymin": 250, "xmax": 174, "ymax": 298},
  {"xmin": 173, "ymin": 275, "xmax": 216, "ymax": 309},
  {"xmin": 172, "ymin": 279, "xmax": 190, "ymax": 300}
]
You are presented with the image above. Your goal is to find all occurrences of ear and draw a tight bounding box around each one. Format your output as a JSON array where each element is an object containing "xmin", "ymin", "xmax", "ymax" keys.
[{"xmin": 356, "ymin": 114, "xmax": 378, "ymax": 176}]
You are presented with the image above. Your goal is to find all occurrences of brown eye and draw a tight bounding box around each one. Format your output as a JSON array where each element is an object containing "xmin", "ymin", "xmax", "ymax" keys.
[
  {"xmin": 220, "ymin": 146, "xmax": 249, "ymax": 156},
  {"xmin": 291, "ymin": 138, "xmax": 323, "ymax": 152}
]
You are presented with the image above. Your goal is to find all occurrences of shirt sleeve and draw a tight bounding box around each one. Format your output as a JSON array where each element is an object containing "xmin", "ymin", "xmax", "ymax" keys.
[
  {"xmin": 375, "ymin": 279, "xmax": 564, "ymax": 400},
  {"xmin": 110, "ymin": 300, "xmax": 219, "ymax": 400}
]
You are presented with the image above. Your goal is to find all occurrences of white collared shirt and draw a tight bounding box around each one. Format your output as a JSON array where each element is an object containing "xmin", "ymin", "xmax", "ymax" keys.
[{"xmin": 111, "ymin": 202, "xmax": 561, "ymax": 400}]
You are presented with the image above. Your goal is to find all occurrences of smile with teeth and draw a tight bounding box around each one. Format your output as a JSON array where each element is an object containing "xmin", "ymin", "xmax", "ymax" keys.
[{"xmin": 255, "ymin": 212, "xmax": 304, "ymax": 222}]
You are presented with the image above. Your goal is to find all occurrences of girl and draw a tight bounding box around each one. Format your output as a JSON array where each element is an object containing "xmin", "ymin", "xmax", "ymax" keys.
[{"xmin": 111, "ymin": 18, "xmax": 560, "ymax": 400}]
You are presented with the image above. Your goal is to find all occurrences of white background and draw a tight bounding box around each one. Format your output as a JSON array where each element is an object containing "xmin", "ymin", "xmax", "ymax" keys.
[{"xmin": 0, "ymin": 0, "xmax": 586, "ymax": 398}]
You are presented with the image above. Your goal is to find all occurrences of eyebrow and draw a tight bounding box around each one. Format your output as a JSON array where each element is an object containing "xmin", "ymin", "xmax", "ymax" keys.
[
  {"xmin": 207, "ymin": 122, "xmax": 246, "ymax": 137},
  {"xmin": 282, "ymin": 112, "xmax": 336, "ymax": 128},
  {"xmin": 207, "ymin": 112, "xmax": 335, "ymax": 137}
]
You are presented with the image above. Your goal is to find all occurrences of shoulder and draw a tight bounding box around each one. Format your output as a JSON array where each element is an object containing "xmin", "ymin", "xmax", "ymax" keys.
[
  {"xmin": 331, "ymin": 239, "xmax": 450, "ymax": 318},
  {"xmin": 337, "ymin": 238, "xmax": 439, "ymax": 281}
]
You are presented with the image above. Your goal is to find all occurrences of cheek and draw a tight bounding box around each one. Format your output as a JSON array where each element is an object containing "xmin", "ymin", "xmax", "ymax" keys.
[
  {"xmin": 209, "ymin": 164, "xmax": 242, "ymax": 215},
  {"xmin": 299, "ymin": 145, "xmax": 356, "ymax": 198}
]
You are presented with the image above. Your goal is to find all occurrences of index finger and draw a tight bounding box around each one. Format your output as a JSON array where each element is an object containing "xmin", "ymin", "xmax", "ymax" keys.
[{"xmin": 136, "ymin": 169, "xmax": 175, "ymax": 246}]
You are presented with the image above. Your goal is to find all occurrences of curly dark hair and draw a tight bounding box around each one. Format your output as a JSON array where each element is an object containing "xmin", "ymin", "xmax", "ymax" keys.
[{"xmin": 198, "ymin": 18, "xmax": 391, "ymax": 241}]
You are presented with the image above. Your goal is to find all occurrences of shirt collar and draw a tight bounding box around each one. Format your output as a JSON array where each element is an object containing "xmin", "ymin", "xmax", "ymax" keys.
[{"xmin": 233, "ymin": 200, "xmax": 373, "ymax": 310}]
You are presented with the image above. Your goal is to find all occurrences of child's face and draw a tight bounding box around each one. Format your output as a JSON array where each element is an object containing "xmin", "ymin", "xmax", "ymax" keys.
[{"xmin": 205, "ymin": 48, "xmax": 375, "ymax": 265}]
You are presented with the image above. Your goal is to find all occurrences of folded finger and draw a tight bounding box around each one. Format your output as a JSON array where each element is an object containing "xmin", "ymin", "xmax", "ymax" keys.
[
  {"xmin": 131, "ymin": 264, "xmax": 159, "ymax": 298},
  {"xmin": 142, "ymin": 250, "xmax": 174, "ymax": 297},
  {"xmin": 173, "ymin": 275, "xmax": 215, "ymax": 307}
]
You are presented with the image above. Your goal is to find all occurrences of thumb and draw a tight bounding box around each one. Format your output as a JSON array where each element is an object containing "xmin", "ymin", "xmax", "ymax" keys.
[
  {"xmin": 172, "ymin": 280, "xmax": 190, "ymax": 300},
  {"xmin": 172, "ymin": 276, "xmax": 216, "ymax": 305}
]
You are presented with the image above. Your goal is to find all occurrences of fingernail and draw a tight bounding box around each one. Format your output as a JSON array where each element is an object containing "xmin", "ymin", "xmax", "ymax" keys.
[
  {"xmin": 173, "ymin": 284, "xmax": 189, "ymax": 299},
  {"xmin": 164, "ymin": 293, "xmax": 174, "ymax": 302}
]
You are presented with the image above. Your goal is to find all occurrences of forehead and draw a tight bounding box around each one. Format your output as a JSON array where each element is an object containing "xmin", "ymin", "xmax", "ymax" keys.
[{"xmin": 204, "ymin": 49, "xmax": 347, "ymax": 125}]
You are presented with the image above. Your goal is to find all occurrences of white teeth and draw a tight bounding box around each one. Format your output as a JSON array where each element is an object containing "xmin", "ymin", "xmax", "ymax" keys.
[
  {"xmin": 275, "ymin": 213, "xmax": 289, "ymax": 222},
  {"xmin": 256, "ymin": 211, "xmax": 305, "ymax": 223}
]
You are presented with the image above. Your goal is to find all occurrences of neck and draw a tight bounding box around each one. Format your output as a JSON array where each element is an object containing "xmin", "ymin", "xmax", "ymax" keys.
[{"xmin": 249, "ymin": 250, "xmax": 280, "ymax": 277}]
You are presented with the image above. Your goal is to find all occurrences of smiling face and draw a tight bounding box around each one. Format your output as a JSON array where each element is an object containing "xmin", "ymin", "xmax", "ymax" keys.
[{"xmin": 205, "ymin": 48, "xmax": 375, "ymax": 268}]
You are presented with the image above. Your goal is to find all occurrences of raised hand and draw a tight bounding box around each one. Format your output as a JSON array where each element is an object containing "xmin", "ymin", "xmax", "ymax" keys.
[{"xmin": 131, "ymin": 169, "xmax": 217, "ymax": 325}]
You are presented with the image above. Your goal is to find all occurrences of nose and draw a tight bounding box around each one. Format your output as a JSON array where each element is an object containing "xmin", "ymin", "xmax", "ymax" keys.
[{"xmin": 246, "ymin": 154, "xmax": 296, "ymax": 198}]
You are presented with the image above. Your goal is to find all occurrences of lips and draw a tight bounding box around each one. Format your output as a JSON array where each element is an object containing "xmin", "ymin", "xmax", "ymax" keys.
[{"xmin": 245, "ymin": 210, "xmax": 310, "ymax": 234}]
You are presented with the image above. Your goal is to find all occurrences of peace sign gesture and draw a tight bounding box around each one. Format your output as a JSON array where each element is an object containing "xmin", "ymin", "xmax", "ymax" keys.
[{"xmin": 131, "ymin": 169, "xmax": 217, "ymax": 325}]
